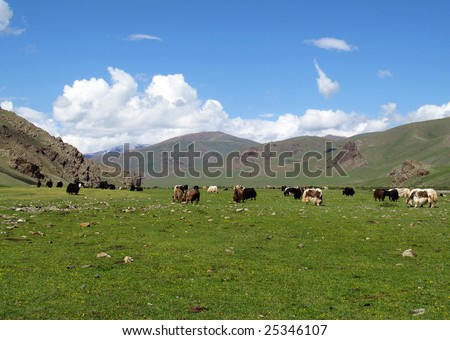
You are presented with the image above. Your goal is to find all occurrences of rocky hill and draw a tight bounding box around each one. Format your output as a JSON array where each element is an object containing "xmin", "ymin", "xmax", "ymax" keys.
[{"xmin": 0, "ymin": 109, "xmax": 106, "ymax": 187}]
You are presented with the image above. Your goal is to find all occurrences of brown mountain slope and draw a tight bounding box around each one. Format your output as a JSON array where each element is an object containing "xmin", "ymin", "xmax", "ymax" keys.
[{"xmin": 0, "ymin": 109, "xmax": 105, "ymax": 187}]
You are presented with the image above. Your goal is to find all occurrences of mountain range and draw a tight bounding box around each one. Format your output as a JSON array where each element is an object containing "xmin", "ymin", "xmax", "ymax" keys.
[{"xmin": 1, "ymin": 107, "xmax": 449, "ymax": 188}]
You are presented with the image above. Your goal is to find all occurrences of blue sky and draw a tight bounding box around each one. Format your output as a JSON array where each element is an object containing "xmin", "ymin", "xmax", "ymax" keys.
[{"xmin": 1, "ymin": 0, "xmax": 449, "ymax": 153}]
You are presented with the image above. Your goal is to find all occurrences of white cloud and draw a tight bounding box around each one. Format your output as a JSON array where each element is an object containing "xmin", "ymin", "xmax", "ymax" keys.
[
  {"xmin": 223, "ymin": 110, "xmax": 392, "ymax": 143},
  {"xmin": 0, "ymin": 0, "xmax": 13, "ymax": 31},
  {"xmin": 299, "ymin": 109, "xmax": 352, "ymax": 130},
  {"xmin": 378, "ymin": 70, "xmax": 393, "ymax": 79},
  {"xmin": 125, "ymin": 34, "xmax": 162, "ymax": 42},
  {"xmin": 223, "ymin": 114, "xmax": 302, "ymax": 142},
  {"xmin": 50, "ymin": 68, "xmax": 229, "ymax": 151},
  {"xmin": 48, "ymin": 67, "xmax": 362, "ymax": 151},
  {"xmin": 380, "ymin": 102, "xmax": 407, "ymax": 125},
  {"xmin": 0, "ymin": 0, "xmax": 25, "ymax": 35},
  {"xmin": 314, "ymin": 60, "xmax": 340, "ymax": 99},
  {"xmin": 14, "ymin": 106, "xmax": 47, "ymax": 122},
  {"xmin": 145, "ymin": 74, "xmax": 197, "ymax": 106},
  {"xmin": 49, "ymin": 67, "xmax": 358, "ymax": 151},
  {"xmin": 381, "ymin": 102, "xmax": 397, "ymax": 116},
  {"xmin": 9, "ymin": 67, "xmax": 449, "ymax": 154},
  {"xmin": 408, "ymin": 102, "xmax": 450, "ymax": 122},
  {"xmin": 304, "ymin": 37, "xmax": 357, "ymax": 51},
  {"xmin": 1, "ymin": 100, "xmax": 13, "ymax": 111}
]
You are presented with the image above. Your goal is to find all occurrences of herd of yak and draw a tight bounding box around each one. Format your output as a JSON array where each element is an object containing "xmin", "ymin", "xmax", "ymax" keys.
[
  {"xmin": 36, "ymin": 179, "xmax": 142, "ymax": 194},
  {"xmin": 36, "ymin": 179, "xmax": 439, "ymax": 208}
]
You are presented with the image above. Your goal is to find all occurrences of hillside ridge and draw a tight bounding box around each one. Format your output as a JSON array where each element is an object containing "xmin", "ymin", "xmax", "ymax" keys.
[{"xmin": 0, "ymin": 109, "xmax": 106, "ymax": 187}]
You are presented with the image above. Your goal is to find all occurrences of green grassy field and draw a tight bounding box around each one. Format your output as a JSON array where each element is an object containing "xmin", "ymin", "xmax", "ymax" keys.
[{"xmin": 1, "ymin": 186, "xmax": 449, "ymax": 320}]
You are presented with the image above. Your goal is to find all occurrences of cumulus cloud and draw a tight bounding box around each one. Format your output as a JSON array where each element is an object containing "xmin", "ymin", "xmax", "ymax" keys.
[
  {"xmin": 299, "ymin": 109, "xmax": 352, "ymax": 130},
  {"xmin": 9, "ymin": 67, "xmax": 449, "ymax": 154},
  {"xmin": 50, "ymin": 68, "xmax": 229, "ymax": 151},
  {"xmin": 380, "ymin": 102, "xmax": 411, "ymax": 125},
  {"xmin": 0, "ymin": 100, "xmax": 13, "ymax": 111},
  {"xmin": 304, "ymin": 37, "xmax": 357, "ymax": 51},
  {"xmin": 408, "ymin": 102, "xmax": 450, "ymax": 122},
  {"xmin": 378, "ymin": 70, "xmax": 393, "ymax": 79},
  {"xmin": 0, "ymin": 0, "xmax": 25, "ymax": 35},
  {"xmin": 381, "ymin": 102, "xmax": 398, "ymax": 116},
  {"xmin": 314, "ymin": 60, "xmax": 340, "ymax": 99},
  {"xmin": 48, "ymin": 67, "xmax": 368, "ymax": 151},
  {"xmin": 125, "ymin": 34, "xmax": 162, "ymax": 42}
]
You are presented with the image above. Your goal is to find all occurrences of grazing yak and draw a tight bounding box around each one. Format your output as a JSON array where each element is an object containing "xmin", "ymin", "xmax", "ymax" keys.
[
  {"xmin": 284, "ymin": 187, "xmax": 303, "ymax": 199},
  {"xmin": 302, "ymin": 188, "xmax": 323, "ymax": 206},
  {"xmin": 172, "ymin": 187, "xmax": 184, "ymax": 203},
  {"xmin": 56, "ymin": 181, "xmax": 63, "ymax": 188},
  {"xmin": 423, "ymin": 188, "xmax": 438, "ymax": 208},
  {"xmin": 233, "ymin": 185, "xmax": 245, "ymax": 203},
  {"xmin": 232, "ymin": 185, "xmax": 257, "ymax": 202},
  {"xmin": 66, "ymin": 182, "xmax": 81, "ymax": 195},
  {"xmin": 173, "ymin": 184, "xmax": 189, "ymax": 200},
  {"xmin": 243, "ymin": 187, "xmax": 257, "ymax": 201},
  {"xmin": 207, "ymin": 185, "xmax": 218, "ymax": 194},
  {"xmin": 374, "ymin": 188, "xmax": 399, "ymax": 202},
  {"xmin": 342, "ymin": 187, "xmax": 355, "ymax": 196},
  {"xmin": 407, "ymin": 188, "xmax": 438, "ymax": 208},
  {"xmin": 385, "ymin": 189, "xmax": 399, "ymax": 202},
  {"xmin": 185, "ymin": 185, "xmax": 200, "ymax": 204},
  {"xmin": 373, "ymin": 188, "xmax": 386, "ymax": 201},
  {"xmin": 46, "ymin": 180, "xmax": 53, "ymax": 188},
  {"xmin": 407, "ymin": 190, "xmax": 429, "ymax": 207}
]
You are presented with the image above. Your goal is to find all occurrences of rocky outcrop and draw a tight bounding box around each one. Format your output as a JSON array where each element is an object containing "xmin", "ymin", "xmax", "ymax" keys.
[
  {"xmin": 9, "ymin": 156, "xmax": 45, "ymax": 179},
  {"xmin": 335, "ymin": 141, "xmax": 368, "ymax": 169},
  {"xmin": 388, "ymin": 160, "xmax": 430, "ymax": 186}
]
